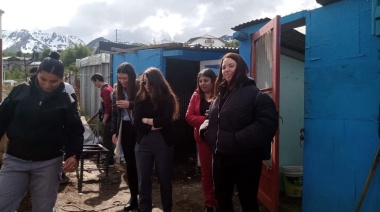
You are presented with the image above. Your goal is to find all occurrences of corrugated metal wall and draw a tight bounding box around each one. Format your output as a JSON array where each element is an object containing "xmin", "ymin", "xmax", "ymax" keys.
[
  {"xmin": 77, "ymin": 54, "xmax": 111, "ymax": 116},
  {"xmin": 165, "ymin": 59, "xmax": 200, "ymax": 159},
  {"xmin": 166, "ymin": 59, "xmax": 199, "ymax": 120}
]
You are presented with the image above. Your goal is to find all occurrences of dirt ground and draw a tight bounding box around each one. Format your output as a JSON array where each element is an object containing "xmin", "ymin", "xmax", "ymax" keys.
[{"xmin": 17, "ymin": 154, "xmax": 301, "ymax": 212}]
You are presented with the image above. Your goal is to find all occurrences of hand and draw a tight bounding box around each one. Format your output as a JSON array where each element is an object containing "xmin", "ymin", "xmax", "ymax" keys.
[
  {"xmin": 151, "ymin": 126, "xmax": 163, "ymax": 131},
  {"xmin": 112, "ymin": 134, "xmax": 118, "ymax": 145},
  {"xmin": 199, "ymin": 120, "xmax": 209, "ymax": 140},
  {"xmin": 116, "ymin": 100, "xmax": 129, "ymax": 109},
  {"xmin": 142, "ymin": 118, "xmax": 149, "ymax": 125},
  {"xmin": 63, "ymin": 156, "xmax": 78, "ymax": 173}
]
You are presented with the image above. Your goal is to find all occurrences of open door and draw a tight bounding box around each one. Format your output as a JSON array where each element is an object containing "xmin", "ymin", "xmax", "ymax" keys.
[{"xmin": 250, "ymin": 16, "xmax": 280, "ymax": 212}]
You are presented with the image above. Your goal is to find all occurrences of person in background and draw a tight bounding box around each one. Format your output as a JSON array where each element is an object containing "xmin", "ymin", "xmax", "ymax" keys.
[
  {"xmin": 200, "ymin": 52, "xmax": 279, "ymax": 212},
  {"xmin": 63, "ymin": 79, "xmax": 78, "ymax": 108},
  {"xmin": 111, "ymin": 62, "xmax": 139, "ymax": 211},
  {"xmin": 91, "ymin": 73, "xmax": 115, "ymax": 167},
  {"xmin": 29, "ymin": 67, "xmax": 38, "ymax": 82},
  {"xmin": 185, "ymin": 68, "xmax": 217, "ymax": 212},
  {"xmin": 133, "ymin": 67, "xmax": 179, "ymax": 212},
  {"xmin": 0, "ymin": 51, "xmax": 84, "ymax": 211}
]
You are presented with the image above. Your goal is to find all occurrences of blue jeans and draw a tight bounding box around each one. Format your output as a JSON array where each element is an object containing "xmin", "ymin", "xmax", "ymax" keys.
[{"xmin": 0, "ymin": 153, "xmax": 62, "ymax": 212}]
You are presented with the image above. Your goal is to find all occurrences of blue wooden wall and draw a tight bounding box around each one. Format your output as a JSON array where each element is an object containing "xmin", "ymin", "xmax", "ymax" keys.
[
  {"xmin": 234, "ymin": 0, "xmax": 380, "ymax": 211},
  {"xmin": 112, "ymin": 48, "xmax": 227, "ymax": 83},
  {"xmin": 112, "ymin": 49, "xmax": 164, "ymax": 83},
  {"xmin": 303, "ymin": 1, "xmax": 380, "ymax": 211}
]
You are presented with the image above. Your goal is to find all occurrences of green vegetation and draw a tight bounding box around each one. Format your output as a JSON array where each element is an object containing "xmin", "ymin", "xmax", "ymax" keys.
[
  {"xmin": 224, "ymin": 40, "xmax": 239, "ymax": 48},
  {"xmin": 3, "ymin": 51, "xmax": 33, "ymax": 58},
  {"xmin": 2, "ymin": 45, "xmax": 92, "ymax": 81},
  {"xmin": 60, "ymin": 45, "xmax": 92, "ymax": 67},
  {"xmin": 4, "ymin": 64, "xmax": 27, "ymax": 82}
]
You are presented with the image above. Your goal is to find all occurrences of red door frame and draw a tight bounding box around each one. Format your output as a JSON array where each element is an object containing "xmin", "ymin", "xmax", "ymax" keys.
[{"xmin": 250, "ymin": 15, "xmax": 280, "ymax": 212}]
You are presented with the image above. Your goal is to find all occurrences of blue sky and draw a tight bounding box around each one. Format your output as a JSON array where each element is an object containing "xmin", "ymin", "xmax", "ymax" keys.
[{"xmin": 0, "ymin": 0, "xmax": 320, "ymax": 44}]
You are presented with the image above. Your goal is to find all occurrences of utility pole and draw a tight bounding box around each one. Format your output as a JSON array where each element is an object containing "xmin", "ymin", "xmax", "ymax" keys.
[
  {"xmin": 115, "ymin": 29, "xmax": 122, "ymax": 43},
  {"xmin": 0, "ymin": 9, "xmax": 4, "ymax": 102}
]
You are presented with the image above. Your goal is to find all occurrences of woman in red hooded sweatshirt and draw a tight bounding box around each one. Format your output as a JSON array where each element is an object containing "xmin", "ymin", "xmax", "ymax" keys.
[{"xmin": 186, "ymin": 68, "xmax": 217, "ymax": 212}]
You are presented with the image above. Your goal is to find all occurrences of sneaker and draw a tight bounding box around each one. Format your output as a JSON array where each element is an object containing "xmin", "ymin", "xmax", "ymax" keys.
[{"xmin": 120, "ymin": 157, "xmax": 126, "ymax": 164}]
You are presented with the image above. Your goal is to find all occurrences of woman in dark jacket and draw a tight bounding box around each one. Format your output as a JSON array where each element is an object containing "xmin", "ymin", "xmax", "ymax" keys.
[
  {"xmin": 111, "ymin": 62, "xmax": 139, "ymax": 211},
  {"xmin": 133, "ymin": 67, "xmax": 179, "ymax": 212},
  {"xmin": 201, "ymin": 52, "xmax": 278, "ymax": 212},
  {"xmin": 0, "ymin": 51, "xmax": 84, "ymax": 211}
]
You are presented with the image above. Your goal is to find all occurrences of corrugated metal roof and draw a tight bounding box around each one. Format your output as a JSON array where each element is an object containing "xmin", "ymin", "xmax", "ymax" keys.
[
  {"xmin": 187, "ymin": 34, "xmax": 220, "ymax": 43},
  {"xmin": 316, "ymin": 0, "xmax": 341, "ymax": 6},
  {"xmin": 231, "ymin": 18, "xmax": 271, "ymax": 31},
  {"xmin": 94, "ymin": 41, "xmax": 139, "ymax": 54},
  {"xmin": 282, "ymin": 29, "xmax": 305, "ymax": 55},
  {"xmin": 110, "ymin": 42, "xmax": 238, "ymax": 54}
]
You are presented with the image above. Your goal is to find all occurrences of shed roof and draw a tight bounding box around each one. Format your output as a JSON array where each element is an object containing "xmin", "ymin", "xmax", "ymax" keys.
[
  {"xmin": 231, "ymin": 18, "xmax": 271, "ymax": 31},
  {"xmin": 231, "ymin": 0, "xmax": 342, "ymax": 31},
  {"xmin": 187, "ymin": 34, "xmax": 220, "ymax": 43},
  {"xmin": 282, "ymin": 29, "xmax": 305, "ymax": 55},
  {"xmin": 111, "ymin": 42, "xmax": 238, "ymax": 54},
  {"xmin": 94, "ymin": 41, "xmax": 139, "ymax": 54},
  {"xmin": 316, "ymin": 0, "xmax": 341, "ymax": 6}
]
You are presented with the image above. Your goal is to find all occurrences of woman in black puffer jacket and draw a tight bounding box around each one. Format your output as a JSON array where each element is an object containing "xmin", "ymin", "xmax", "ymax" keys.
[
  {"xmin": 0, "ymin": 51, "xmax": 84, "ymax": 212},
  {"xmin": 201, "ymin": 52, "xmax": 278, "ymax": 212}
]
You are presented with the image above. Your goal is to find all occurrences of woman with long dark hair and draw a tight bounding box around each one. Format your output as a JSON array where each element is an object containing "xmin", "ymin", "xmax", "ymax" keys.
[
  {"xmin": 111, "ymin": 62, "xmax": 140, "ymax": 211},
  {"xmin": 201, "ymin": 52, "xmax": 278, "ymax": 212},
  {"xmin": 133, "ymin": 67, "xmax": 179, "ymax": 212}
]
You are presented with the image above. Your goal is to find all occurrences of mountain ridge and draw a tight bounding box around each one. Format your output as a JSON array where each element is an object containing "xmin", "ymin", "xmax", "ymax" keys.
[
  {"xmin": 2, "ymin": 29, "xmax": 85, "ymax": 53},
  {"xmin": 2, "ymin": 29, "xmax": 234, "ymax": 53}
]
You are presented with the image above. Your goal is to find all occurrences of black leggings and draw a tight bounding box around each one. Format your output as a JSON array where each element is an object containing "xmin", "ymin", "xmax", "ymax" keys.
[
  {"xmin": 213, "ymin": 154, "xmax": 263, "ymax": 212},
  {"xmin": 121, "ymin": 121, "xmax": 138, "ymax": 196}
]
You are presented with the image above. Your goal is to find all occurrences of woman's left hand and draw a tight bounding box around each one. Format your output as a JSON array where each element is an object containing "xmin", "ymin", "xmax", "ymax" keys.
[
  {"xmin": 63, "ymin": 155, "xmax": 78, "ymax": 173},
  {"xmin": 116, "ymin": 100, "xmax": 129, "ymax": 109}
]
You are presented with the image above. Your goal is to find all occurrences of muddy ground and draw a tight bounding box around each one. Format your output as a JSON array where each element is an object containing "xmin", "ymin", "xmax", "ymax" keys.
[{"xmin": 18, "ymin": 154, "xmax": 301, "ymax": 212}]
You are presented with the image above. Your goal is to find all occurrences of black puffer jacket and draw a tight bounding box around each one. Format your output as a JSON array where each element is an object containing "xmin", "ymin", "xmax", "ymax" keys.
[
  {"xmin": 0, "ymin": 82, "xmax": 84, "ymax": 161},
  {"xmin": 205, "ymin": 78, "xmax": 278, "ymax": 160}
]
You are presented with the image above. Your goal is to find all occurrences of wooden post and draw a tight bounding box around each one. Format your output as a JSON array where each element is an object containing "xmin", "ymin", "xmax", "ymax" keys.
[
  {"xmin": 355, "ymin": 147, "xmax": 380, "ymax": 212},
  {"xmin": 0, "ymin": 9, "xmax": 4, "ymax": 102}
]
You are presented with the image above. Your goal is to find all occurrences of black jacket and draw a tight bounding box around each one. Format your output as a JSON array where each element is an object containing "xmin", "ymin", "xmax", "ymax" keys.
[
  {"xmin": 133, "ymin": 94, "xmax": 175, "ymax": 146},
  {"xmin": 0, "ymin": 81, "xmax": 84, "ymax": 161},
  {"xmin": 111, "ymin": 88, "xmax": 137, "ymax": 136},
  {"xmin": 205, "ymin": 78, "xmax": 278, "ymax": 160}
]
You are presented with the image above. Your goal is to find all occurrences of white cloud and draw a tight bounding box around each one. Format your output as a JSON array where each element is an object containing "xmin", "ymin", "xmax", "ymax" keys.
[
  {"xmin": 1, "ymin": 0, "xmax": 321, "ymax": 44},
  {"xmin": 139, "ymin": 10, "xmax": 185, "ymax": 41}
]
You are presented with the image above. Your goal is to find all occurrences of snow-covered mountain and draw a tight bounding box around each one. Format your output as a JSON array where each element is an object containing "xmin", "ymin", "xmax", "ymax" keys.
[
  {"xmin": 219, "ymin": 35, "xmax": 234, "ymax": 43},
  {"xmin": 2, "ymin": 29, "xmax": 85, "ymax": 53}
]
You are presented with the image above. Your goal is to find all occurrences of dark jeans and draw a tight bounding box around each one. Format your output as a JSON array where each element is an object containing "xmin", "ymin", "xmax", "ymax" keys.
[
  {"xmin": 135, "ymin": 131, "xmax": 174, "ymax": 212},
  {"xmin": 121, "ymin": 121, "xmax": 138, "ymax": 196},
  {"xmin": 213, "ymin": 154, "xmax": 263, "ymax": 212},
  {"xmin": 102, "ymin": 122, "xmax": 114, "ymax": 163}
]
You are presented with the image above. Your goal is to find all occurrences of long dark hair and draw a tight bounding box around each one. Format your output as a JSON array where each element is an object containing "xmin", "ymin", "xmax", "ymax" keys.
[
  {"xmin": 197, "ymin": 68, "xmax": 217, "ymax": 100},
  {"xmin": 136, "ymin": 67, "xmax": 179, "ymax": 120},
  {"xmin": 38, "ymin": 51, "xmax": 64, "ymax": 78},
  {"xmin": 215, "ymin": 52, "xmax": 249, "ymax": 96},
  {"xmin": 116, "ymin": 62, "xmax": 137, "ymax": 101}
]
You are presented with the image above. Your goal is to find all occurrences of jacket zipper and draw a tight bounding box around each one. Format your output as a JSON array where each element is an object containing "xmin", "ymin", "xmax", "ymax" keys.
[{"xmin": 215, "ymin": 88, "xmax": 236, "ymax": 154}]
